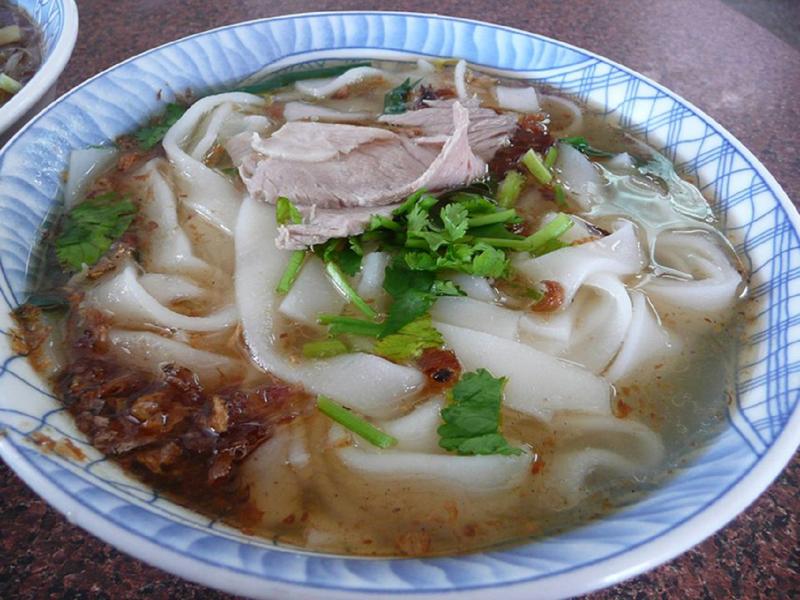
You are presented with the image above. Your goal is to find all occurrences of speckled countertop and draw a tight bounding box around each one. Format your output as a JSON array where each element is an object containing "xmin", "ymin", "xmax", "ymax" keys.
[{"xmin": 1, "ymin": 0, "xmax": 799, "ymax": 597}]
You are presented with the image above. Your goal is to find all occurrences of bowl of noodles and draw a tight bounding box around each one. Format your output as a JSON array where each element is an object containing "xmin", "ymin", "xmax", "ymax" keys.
[
  {"xmin": 0, "ymin": 11, "xmax": 797, "ymax": 600},
  {"xmin": 0, "ymin": 0, "xmax": 77, "ymax": 143}
]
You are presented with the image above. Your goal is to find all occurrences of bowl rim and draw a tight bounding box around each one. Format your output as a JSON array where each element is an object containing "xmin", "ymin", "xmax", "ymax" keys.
[
  {"xmin": 0, "ymin": 0, "xmax": 79, "ymax": 135},
  {"xmin": 0, "ymin": 9, "xmax": 798, "ymax": 600}
]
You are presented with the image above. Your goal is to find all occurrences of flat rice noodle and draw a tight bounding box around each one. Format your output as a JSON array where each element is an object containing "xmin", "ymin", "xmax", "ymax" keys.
[
  {"xmin": 513, "ymin": 220, "xmax": 644, "ymax": 306},
  {"xmin": 134, "ymin": 159, "xmax": 214, "ymax": 278},
  {"xmin": 377, "ymin": 397, "xmax": 444, "ymax": 453},
  {"xmin": 85, "ymin": 263, "xmax": 237, "ymax": 332},
  {"xmin": 163, "ymin": 92, "xmax": 265, "ymax": 235},
  {"xmin": 545, "ymin": 413, "xmax": 665, "ymax": 503},
  {"xmin": 240, "ymin": 426, "xmax": 304, "ymax": 526},
  {"xmin": 295, "ymin": 66, "xmax": 385, "ymax": 98},
  {"xmin": 436, "ymin": 323, "xmax": 611, "ymax": 422},
  {"xmin": 430, "ymin": 296, "xmax": 520, "ymax": 340},
  {"xmin": 540, "ymin": 94, "xmax": 583, "ymax": 137},
  {"xmin": 355, "ymin": 251, "xmax": 390, "ymax": 311},
  {"xmin": 604, "ymin": 290, "xmax": 676, "ymax": 382},
  {"xmin": 107, "ymin": 329, "xmax": 242, "ymax": 387},
  {"xmin": 283, "ymin": 101, "xmax": 373, "ymax": 122},
  {"xmin": 336, "ymin": 446, "xmax": 531, "ymax": 492},
  {"xmin": 520, "ymin": 273, "xmax": 633, "ymax": 374},
  {"xmin": 454, "ymin": 59, "xmax": 468, "ymax": 100},
  {"xmin": 235, "ymin": 196, "xmax": 423, "ymax": 419},
  {"xmin": 495, "ymin": 85, "xmax": 539, "ymax": 113},
  {"xmin": 189, "ymin": 102, "xmax": 234, "ymax": 161},
  {"xmin": 540, "ymin": 211, "xmax": 601, "ymax": 244},
  {"xmin": 644, "ymin": 230, "xmax": 742, "ymax": 313},
  {"xmin": 447, "ymin": 273, "xmax": 497, "ymax": 302},
  {"xmin": 138, "ymin": 273, "xmax": 206, "ymax": 305},
  {"xmin": 278, "ymin": 256, "xmax": 347, "ymax": 327},
  {"xmin": 604, "ymin": 152, "xmax": 636, "ymax": 172},
  {"xmin": 554, "ymin": 142, "xmax": 603, "ymax": 210},
  {"xmin": 64, "ymin": 146, "xmax": 118, "ymax": 209}
]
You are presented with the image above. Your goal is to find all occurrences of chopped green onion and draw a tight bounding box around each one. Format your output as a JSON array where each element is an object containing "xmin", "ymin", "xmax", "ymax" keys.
[
  {"xmin": 544, "ymin": 145, "xmax": 559, "ymax": 169},
  {"xmin": 325, "ymin": 262, "xmax": 377, "ymax": 318},
  {"xmin": 276, "ymin": 250, "xmax": 306, "ymax": 294},
  {"xmin": 276, "ymin": 196, "xmax": 303, "ymax": 225},
  {"xmin": 525, "ymin": 213, "xmax": 573, "ymax": 255},
  {"xmin": 0, "ymin": 25, "xmax": 21, "ymax": 46},
  {"xmin": 474, "ymin": 213, "xmax": 573, "ymax": 254},
  {"xmin": 302, "ymin": 339, "xmax": 349, "ymax": 358},
  {"xmin": 318, "ymin": 314, "xmax": 384, "ymax": 337},
  {"xmin": 404, "ymin": 237, "xmax": 430, "ymax": 250},
  {"xmin": 525, "ymin": 285, "xmax": 545, "ymax": 303},
  {"xmin": 521, "ymin": 148, "xmax": 553, "ymax": 185},
  {"xmin": 238, "ymin": 62, "xmax": 372, "ymax": 95},
  {"xmin": 467, "ymin": 208, "xmax": 517, "ymax": 229},
  {"xmin": 553, "ymin": 184, "xmax": 567, "ymax": 208},
  {"xmin": 369, "ymin": 214, "xmax": 402, "ymax": 231},
  {"xmin": 317, "ymin": 396, "xmax": 397, "ymax": 449},
  {"xmin": 496, "ymin": 170, "xmax": 526, "ymax": 208},
  {"xmin": 559, "ymin": 136, "xmax": 615, "ymax": 158},
  {"xmin": 0, "ymin": 73, "xmax": 22, "ymax": 95},
  {"xmin": 472, "ymin": 237, "xmax": 533, "ymax": 250}
]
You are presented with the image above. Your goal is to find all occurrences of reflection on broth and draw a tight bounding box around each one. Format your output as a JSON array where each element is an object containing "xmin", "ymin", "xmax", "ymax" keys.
[{"xmin": 13, "ymin": 58, "xmax": 746, "ymax": 557}]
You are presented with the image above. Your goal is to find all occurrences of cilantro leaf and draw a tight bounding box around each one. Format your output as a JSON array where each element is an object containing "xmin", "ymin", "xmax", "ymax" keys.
[
  {"xmin": 438, "ymin": 369, "xmax": 522, "ymax": 456},
  {"xmin": 383, "ymin": 261, "xmax": 435, "ymax": 297},
  {"xmin": 447, "ymin": 192, "xmax": 496, "ymax": 215},
  {"xmin": 134, "ymin": 103, "xmax": 187, "ymax": 150},
  {"xmin": 383, "ymin": 77, "xmax": 421, "ymax": 115},
  {"xmin": 470, "ymin": 243, "xmax": 508, "ymax": 277},
  {"xmin": 55, "ymin": 193, "xmax": 137, "ymax": 270},
  {"xmin": 430, "ymin": 280, "xmax": 465, "ymax": 297},
  {"xmin": 315, "ymin": 238, "xmax": 363, "ymax": 277},
  {"xmin": 373, "ymin": 315, "xmax": 443, "ymax": 362},
  {"xmin": 441, "ymin": 203, "xmax": 469, "ymax": 241},
  {"xmin": 379, "ymin": 261, "xmax": 460, "ymax": 337},
  {"xmin": 379, "ymin": 288, "xmax": 435, "ymax": 337}
]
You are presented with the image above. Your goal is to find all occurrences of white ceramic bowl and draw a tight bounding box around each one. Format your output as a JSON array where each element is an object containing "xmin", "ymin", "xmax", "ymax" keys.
[
  {"xmin": 0, "ymin": 11, "xmax": 798, "ymax": 600},
  {"xmin": 0, "ymin": 0, "xmax": 78, "ymax": 143}
]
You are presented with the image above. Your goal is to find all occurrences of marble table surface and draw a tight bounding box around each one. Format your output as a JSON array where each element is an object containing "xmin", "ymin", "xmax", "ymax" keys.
[{"xmin": 1, "ymin": 0, "xmax": 798, "ymax": 597}]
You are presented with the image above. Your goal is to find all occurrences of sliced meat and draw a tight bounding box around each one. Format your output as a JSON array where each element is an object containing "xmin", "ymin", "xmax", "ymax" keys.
[
  {"xmin": 240, "ymin": 123, "xmax": 438, "ymax": 210},
  {"xmin": 238, "ymin": 102, "xmax": 488, "ymax": 249},
  {"xmin": 276, "ymin": 204, "xmax": 398, "ymax": 249},
  {"xmin": 379, "ymin": 98, "xmax": 517, "ymax": 161}
]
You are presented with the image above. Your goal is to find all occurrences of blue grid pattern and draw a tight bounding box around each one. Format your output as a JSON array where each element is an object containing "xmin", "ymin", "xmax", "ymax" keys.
[{"xmin": 0, "ymin": 12, "xmax": 797, "ymax": 598}]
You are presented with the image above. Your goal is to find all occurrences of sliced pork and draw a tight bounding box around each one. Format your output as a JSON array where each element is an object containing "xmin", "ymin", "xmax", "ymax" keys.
[
  {"xmin": 237, "ymin": 102, "xmax": 490, "ymax": 249},
  {"xmin": 379, "ymin": 98, "xmax": 517, "ymax": 161}
]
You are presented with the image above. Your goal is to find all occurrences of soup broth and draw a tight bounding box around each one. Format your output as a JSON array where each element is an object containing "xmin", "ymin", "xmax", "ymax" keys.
[
  {"xmin": 14, "ymin": 58, "xmax": 747, "ymax": 556},
  {"xmin": 0, "ymin": 2, "xmax": 42, "ymax": 106}
]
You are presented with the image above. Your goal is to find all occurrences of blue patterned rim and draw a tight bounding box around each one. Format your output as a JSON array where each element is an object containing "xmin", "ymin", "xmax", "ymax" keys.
[{"xmin": 0, "ymin": 12, "xmax": 797, "ymax": 600}]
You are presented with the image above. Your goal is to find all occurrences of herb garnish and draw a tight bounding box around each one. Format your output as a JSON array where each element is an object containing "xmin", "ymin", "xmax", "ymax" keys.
[
  {"xmin": 54, "ymin": 192, "xmax": 137, "ymax": 271},
  {"xmin": 134, "ymin": 103, "xmax": 187, "ymax": 150},
  {"xmin": 317, "ymin": 396, "xmax": 397, "ymax": 449},
  {"xmin": 373, "ymin": 315, "xmax": 443, "ymax": 362},
  {"xmin": 275, "ymin": 197, "xmax": 308, "ymax": 294},
  {"xmin": 383, "ymin": 77, "xmax": 422, "ymax": 114},
  {"xmin": 438, "ymin": 369, "xmax": 522, "ymax": 456},
  {"xmin": 559, "ymin": 136, "xmax": 615, "ymax": 158},
  {"xmin": 238, "ymin": 62, "xmax": 373, "ymax": 95}
]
